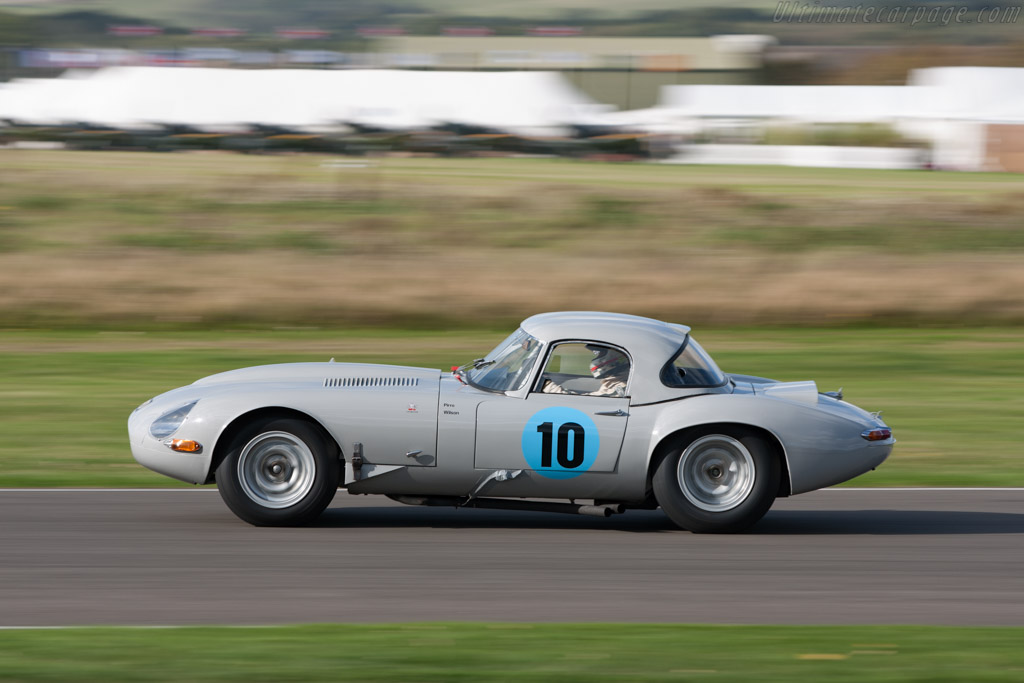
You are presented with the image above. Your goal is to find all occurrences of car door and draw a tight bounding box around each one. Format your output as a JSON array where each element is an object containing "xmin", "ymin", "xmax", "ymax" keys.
[{"xmin": 474, "ymin": 341, "xmax": 630, "ymax": 478}]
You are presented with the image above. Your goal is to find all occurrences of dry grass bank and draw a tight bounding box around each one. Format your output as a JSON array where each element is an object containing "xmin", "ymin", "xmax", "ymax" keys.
[{"xmin": 1, "ymin": 150, "xmax": 1022, "ymax": 328}]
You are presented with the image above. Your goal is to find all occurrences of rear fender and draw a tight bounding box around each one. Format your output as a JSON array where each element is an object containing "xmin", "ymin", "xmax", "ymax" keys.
[
  {"xmin": 646, "ymin": 421, "xmax": 791, "ymax": 501},
  {"xmin": 647, "ymin": 392, "xmax": 879, "ymax": 495},
  {"xmin": 647, "ymin": 394, "xmax": 811, "ymax": 497}
]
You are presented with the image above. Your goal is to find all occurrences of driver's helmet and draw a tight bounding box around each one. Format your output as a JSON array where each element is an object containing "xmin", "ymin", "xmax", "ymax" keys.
[{"xmin": 588, "ymin": 346, "xmax": 629, "ymax": 380}]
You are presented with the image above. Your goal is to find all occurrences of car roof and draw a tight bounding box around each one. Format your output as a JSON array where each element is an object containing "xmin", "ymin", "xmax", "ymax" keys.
[
  {"xmin": 518, "ymin": 312, "xmax": 721, "ymax": 403},
  {"xmin": 521, "ymin": 311, "xmax": 690, "ymax": 360}
]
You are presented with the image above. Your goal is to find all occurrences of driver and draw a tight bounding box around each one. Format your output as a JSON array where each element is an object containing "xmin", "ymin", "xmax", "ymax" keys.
[{"xmin": 543, "ymin": 346, "xmax": 629, "ymax": 397}]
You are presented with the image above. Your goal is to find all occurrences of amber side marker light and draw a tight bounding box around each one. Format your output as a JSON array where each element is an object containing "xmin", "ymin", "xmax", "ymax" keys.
[
  {"xmin": 861, "ymin": 428, "xmax": 892, "ymax": 441},
  {"xmin": 168, "ymin": 439, "xmax": 203, "ymax": 453}
]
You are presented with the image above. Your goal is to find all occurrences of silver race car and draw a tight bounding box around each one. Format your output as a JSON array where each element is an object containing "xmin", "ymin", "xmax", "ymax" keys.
[{"xmin": 129, "ymin": 312, "xmax": 893, "ymax": 532}]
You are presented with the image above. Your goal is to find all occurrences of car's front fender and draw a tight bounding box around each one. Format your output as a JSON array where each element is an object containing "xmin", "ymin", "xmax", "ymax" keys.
[
  {"xmin": 130, "ymin": 370, "xmax": 444, "ymax": 485},
  {"xmin": 128, "ymin": 385, "xmax": 333, "ymax": 485}
]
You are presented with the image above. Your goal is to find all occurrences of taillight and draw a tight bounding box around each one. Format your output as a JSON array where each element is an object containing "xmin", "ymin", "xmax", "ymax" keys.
[{"xmin": 861, "ymin": 428, "xmax": 892, "ymax": 441}]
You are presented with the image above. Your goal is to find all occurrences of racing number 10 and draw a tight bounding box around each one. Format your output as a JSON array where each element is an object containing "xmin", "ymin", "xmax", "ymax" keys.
[{"xmin": 536, "ymin": 421, "xmax": 585, "ymax": 469}]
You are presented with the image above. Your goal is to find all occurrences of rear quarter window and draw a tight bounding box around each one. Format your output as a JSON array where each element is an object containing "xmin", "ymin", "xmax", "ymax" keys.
[{"xmin": 661, "ymin": 336, "xmax": 727, "ymax": 388}]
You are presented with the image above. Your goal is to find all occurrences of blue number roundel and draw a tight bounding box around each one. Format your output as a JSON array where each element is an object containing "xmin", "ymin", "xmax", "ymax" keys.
[{"xmin": 521, "ymin": 407, "xmax": 600, "ymax": 479}]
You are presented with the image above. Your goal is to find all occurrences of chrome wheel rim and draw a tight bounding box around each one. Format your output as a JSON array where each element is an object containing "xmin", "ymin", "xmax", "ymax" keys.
[
  {"xmin": 677, "ymin": 435, "xmax": 755, "ymax": 512},
  {"xmin": 237, "ymin": 431, "xmax": 316, "ymax": 509}
]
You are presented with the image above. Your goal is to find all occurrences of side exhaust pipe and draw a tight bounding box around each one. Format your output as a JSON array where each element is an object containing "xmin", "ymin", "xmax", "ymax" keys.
[
  {"xmin": 579, "ymin": 503, "xmax": 625, "ymax": 517},
  {"xmin": 387, "ymin": 495, "xmax": 625, "ymax": 518}
]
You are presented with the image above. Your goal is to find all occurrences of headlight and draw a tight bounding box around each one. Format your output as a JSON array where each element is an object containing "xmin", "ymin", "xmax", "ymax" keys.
[{"xmin": 150, "ymin": 401, "xmax": 198, "ymax": 439}]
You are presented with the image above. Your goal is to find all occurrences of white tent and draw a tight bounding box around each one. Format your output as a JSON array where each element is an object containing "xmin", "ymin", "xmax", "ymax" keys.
[
  {"xmin": 906, "ymin": 67, "xmax": 1024, "ymax": 170},
  {"xmin": 0, "ymin": 75, "xmax": 118, "ymax": 126},
  {"xmin": 910, "ymin": 66, "xmax": 1024, "ymax": 123},
  {"xmin": 0, "ymin": 66, "xmax": 608, "ymax": 136},
  {"xmin": 8, "ymin": 64, "xmax": 1024, "ymax": 170},
  {"xmin": 634, "ymin": 74, "xmax": 1024, "ymax": 170},
  {"xmin": 659, "ymin": 84, "xmax": 929, "ymax": 124}
]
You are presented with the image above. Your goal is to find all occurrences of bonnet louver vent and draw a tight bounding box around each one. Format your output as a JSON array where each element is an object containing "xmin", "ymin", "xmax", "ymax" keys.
[{"xmin": 324, "ymin": 377, "xmax": 420, "ymax": 388}]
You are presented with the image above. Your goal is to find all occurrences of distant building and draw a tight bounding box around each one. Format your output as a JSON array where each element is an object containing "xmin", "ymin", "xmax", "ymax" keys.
[
  {"xmin": 639, "ymin": 67, "xmax": 1024, "ymax": 171},
  {"xmin": 374, "ymin": 35, "xmax": 773, "ymax": 109}
]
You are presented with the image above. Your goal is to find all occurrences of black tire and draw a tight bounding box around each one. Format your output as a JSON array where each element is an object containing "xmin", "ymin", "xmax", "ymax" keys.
[
  {"xmin": 216, "ymin": 417, "xmax": 340, "ymax": 526},
  {"xmin": 653, "ymin": 427, "xmax": 779, "ymax": 533}
]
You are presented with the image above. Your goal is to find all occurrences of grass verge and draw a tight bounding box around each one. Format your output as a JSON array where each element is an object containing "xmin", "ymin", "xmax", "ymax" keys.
[
  {"xmin": 1, "ymin": 623, "xmax": 1023, "ymax": 682},
  {"xmin": 1, "ymin": 326, "xmax": 1021, "ymax": 487}
]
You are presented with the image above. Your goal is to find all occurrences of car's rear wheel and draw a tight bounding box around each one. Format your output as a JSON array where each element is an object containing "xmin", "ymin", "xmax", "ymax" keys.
[
  {"xmin": 216, "ymin": 417, "xmax": 340, "ymax": 526},
  {"xmin": 653, "ymin": 427, "xmax": 779, "ymax": 533}
]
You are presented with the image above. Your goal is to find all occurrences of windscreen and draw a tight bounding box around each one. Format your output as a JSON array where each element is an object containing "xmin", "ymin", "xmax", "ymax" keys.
[{"xmin": 465, "ymin": 328, "xmax": 543, "ymax": 393}]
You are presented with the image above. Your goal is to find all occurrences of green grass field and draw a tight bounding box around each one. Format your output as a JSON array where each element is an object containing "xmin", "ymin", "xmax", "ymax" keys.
[
  {"xmin": 1, "ymin": 326, "xmax": 1021, "ymax": 487},
  {"xmin": 2, "ymin": 623, "xmax": 1023, "ymax": 682}
]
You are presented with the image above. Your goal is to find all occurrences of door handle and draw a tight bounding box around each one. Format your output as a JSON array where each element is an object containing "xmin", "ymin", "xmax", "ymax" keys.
[{"xmin": 594, "ymin": 409, "xmax": 628, "ymax": 417}]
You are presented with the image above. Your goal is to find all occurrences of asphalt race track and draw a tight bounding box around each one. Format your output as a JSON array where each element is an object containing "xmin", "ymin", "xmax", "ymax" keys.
[{"xmin": 2, "ymin": 488, "xmax": 1023, "ymax": 627}]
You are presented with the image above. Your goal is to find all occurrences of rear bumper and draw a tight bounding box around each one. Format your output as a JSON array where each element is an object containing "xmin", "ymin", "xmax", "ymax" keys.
[{"xmin": 789, "ymin": 438, "xmax": 894, "ymax": 495}]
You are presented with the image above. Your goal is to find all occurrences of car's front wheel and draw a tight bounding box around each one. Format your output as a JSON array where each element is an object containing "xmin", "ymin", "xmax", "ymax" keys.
[
  {"xmin": 653, "ymin": 427, "xmax": 779, "ymax": 533},
  {"xmin": 216, "ymin": 417, "xmax": 340, "ymax": 526}
]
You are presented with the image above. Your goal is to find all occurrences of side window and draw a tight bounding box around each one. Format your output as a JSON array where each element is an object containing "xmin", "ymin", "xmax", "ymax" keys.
[{"xmin": 535, "ymin": 343, "xmax": 630, "ymax": 397}]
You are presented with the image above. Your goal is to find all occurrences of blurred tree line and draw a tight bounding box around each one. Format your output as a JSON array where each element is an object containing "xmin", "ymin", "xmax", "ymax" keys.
[
  {"xmin": 4, "ymin": 1, "xmax": 1024, "ymax": 46},
  {"xmin": 2, "ymin": 1, "xmax": 1023, "ymax": 86}
]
